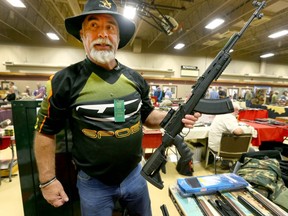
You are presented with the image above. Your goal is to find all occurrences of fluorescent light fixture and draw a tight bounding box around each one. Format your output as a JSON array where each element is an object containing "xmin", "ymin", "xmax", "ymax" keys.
[
  {"xmin": 260, "ymin": 53, "xmax": 274, "ymax": 58},
  {"xmin": 205, "ymin": 18, "xmax": 224, "ymax": 29},
  {"xmin": 46, "ymin": 32, "xmax": 60, "ymax": 40},
  {"xmin": 123, "ymin": 5, "xmax": 136, "ymax": 20},
  {"xmin": 174, "ymin": 43, "xmax": 185, "ymax": 49},
  {"xmin": 268, "ymin": 30, "xmax": 288, "ymax": 39},
  {"xmin": 6, "ymin": 0, "xmax": 26, "ymax": 8}
]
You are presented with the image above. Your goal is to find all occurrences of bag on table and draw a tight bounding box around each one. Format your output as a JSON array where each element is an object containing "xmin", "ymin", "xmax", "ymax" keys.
[{"xmin": 236, "ymin": 157, "xmax": 286, "ymax": 201}]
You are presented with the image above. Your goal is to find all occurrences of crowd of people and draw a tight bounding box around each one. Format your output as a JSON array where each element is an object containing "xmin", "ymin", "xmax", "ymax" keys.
[
  {"xmin": 2, "ymin": 81, "xmax": 286, "ymax": 109},
  {"xmin": 204, "ymin": 86, "xmax": 288, "ymax": 108},
  {"xmin": 206, "ymin": 86, "xmax": 228, "ymax": 100},
  {"xmin": 268, "ymin": 90, "xmax": 288, "ymax": 106},
  {"xmin": 151, "ymin": 86, "xmax": 174, "ymax": 103},
  {"xmin": 1, "ymin": 81, "xmax": 46, "ymax": 101}
]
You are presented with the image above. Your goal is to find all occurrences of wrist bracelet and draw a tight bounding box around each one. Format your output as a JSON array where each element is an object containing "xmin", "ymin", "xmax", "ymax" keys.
[{"xmin": 39, "ymin": 176, "xmax": 57, "ymax": 189}]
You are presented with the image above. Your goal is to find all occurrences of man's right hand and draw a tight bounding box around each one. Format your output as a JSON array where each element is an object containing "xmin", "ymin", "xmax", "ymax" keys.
[{"xmin": 40, "ymin": 179, "xmax": 69, "ymax": 207}]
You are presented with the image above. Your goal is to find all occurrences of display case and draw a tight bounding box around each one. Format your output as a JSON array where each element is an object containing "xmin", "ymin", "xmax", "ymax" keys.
[{"xmin": 11, "ymin": 100, "xmax": 80, "ymax": 216}]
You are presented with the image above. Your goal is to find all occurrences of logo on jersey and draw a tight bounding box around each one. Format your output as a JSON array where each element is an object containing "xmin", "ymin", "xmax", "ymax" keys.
[{"xmin": 76, "ymin": 98, "xmax": 142, "ymax": 122}]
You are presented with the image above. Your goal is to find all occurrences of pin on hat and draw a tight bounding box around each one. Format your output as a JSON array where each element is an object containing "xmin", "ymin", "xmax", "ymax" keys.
[{"xmin": 65, "ymin": 0, "xmax": 135, "ymax": 49}]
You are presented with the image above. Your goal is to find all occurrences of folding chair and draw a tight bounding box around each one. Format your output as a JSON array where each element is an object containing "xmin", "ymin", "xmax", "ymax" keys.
[{"xmin": 205, "ymin": 133, "xmax": 252, "ymax": 174}]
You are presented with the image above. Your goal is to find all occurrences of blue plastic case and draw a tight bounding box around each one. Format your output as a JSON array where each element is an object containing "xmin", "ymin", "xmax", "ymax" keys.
[{"xmin": 177, "ymin": 173, "xmax": 249, "ymax": 197}]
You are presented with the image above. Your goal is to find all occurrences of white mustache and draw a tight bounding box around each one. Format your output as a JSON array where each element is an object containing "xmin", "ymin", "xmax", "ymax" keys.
[{"xmin": 90, "ymin": 39, "xmax": 114, "ymax": 50}]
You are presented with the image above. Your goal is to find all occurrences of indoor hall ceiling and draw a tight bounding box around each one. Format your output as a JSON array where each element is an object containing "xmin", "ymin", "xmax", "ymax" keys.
[{"xmin": 0, "ymin": 0, "xmax": 288, "ymax": 64}]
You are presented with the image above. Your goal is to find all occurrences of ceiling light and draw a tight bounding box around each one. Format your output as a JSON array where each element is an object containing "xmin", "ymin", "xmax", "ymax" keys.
[
  {"xmin": 174, "ymin": 43, "xmax": 185, "ymax": 50},
  {"xmin": 260, "ymin": 53, "xmax": 274, "ymax": 58},
  {"xmin": 6, "ymin": 0, "xmax": 26, "ymax": 8},
  {"xmin": 268, "ymin": 30, "xmax": 288, "ymax": 39},
  {"xmin": 123, "ymin": 5, "xmax": 136, "ymax": 20},
  {"xmin": 205, "ymin": 18, "xmax": 224, "ymax": 30},
  {"xmin": 46, "ymin": 33, "xmax": 60, "ymax": 40}
]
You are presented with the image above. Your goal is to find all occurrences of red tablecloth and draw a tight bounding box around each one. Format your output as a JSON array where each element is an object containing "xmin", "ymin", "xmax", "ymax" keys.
[
  {"xmin": 238, "ymin": 109, "xmax": 268, "ymax": 121},
  {"xmin": 0, "ymin": 136, "xmax": 11, "ymax": 150},
  {"xmin": 244, "ymin": 121, "xmax": 288, "ymax": 146},
  {"xmin": 142, "ymin": 129, "xmax": 162, "ymax": 149}
]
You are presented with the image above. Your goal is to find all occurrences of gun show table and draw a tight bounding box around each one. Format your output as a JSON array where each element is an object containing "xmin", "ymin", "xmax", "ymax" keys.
[
  {"xmin": 242, "ymin": 120, "xmax": 288, "ymax": 146},
  {"xmin": 182, "ymin": 125, "xmax": 210, "ymax": 161},
  {"xmin": 276, "ymin": 116, "xmax": 288, "ymax": 123},
  {"xmin": 142, "ymin": 125, "xmax": 211, "ymax": 148},
  {"xmin": 182, "ymin": 125, "xmax": 210, "ymax": 140},
  {"xmin": 142, "ymin": 125, "xmax": 211, "ymax": 160},
  {"xmin": 142, "ymin": 127, "xmax": 162, "ymax": 149},
  {"xmin": 169, "ymin": 184, "xmax": 288, "ymax": 216},
  {"xmin": 238, "ymin": 109, "xmax": 268, "ymax": 121}
]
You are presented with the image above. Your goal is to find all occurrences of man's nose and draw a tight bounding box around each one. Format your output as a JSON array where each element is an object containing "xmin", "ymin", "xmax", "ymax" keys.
[{"xmin": 98, "ymin": 28, "xmax": 108, "ymax": 38}]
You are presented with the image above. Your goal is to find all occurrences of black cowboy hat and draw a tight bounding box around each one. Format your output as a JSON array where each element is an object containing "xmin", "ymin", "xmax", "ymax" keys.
[{"xmin": 65, "ymin": 0, "xmax": 135, "ymax": 49}]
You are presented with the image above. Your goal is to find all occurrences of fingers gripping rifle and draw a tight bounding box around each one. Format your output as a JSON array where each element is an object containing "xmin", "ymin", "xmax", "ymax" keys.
[{"xmin": 141, "ymin": 1, "xmax": 266, "ymax": 189}]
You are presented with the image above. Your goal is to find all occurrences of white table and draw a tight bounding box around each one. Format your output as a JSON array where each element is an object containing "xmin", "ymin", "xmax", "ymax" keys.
[
  {"xmin": 181, "ymin": 125, "xmax": 210, "ymax": 140},
  {"xmin": 181, "ymin": 126, "xmax": 210, "ymax": 162}
]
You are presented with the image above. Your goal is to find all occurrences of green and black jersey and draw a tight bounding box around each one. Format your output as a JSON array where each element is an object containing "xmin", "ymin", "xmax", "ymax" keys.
[{"xmin": 35, "ymin": 58, "xmax": 154, "ymax": 185}]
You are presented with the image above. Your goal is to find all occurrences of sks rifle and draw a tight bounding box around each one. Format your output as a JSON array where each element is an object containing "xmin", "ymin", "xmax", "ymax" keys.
[{"xmin": 141, "ymin": 1, "xmax": 266, "ymax": 189}]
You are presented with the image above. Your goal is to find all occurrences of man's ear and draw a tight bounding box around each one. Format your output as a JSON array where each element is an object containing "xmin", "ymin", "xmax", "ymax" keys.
[
  {"xmin": 117, "ymin": 32, "xmax": 120, "ymax": 46},
  {"xmin": 80, "ymin": 29, "xmax": 84, "ymax": 41},
  {"xmin": 117, "ymin": 37, "xmax": 120, "ymax": 47}
]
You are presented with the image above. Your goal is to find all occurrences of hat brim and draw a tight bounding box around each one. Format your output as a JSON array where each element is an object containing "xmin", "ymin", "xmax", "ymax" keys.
[{"xmin": 65, "ymin": 10, "xmax": 135, "ymax": 49}]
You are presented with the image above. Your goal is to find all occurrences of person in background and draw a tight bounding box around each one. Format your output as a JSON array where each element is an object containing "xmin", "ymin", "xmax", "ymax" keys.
[
  {"xmin": 11, "ymin": 81, "xmax": 18, "ymax": 95},
  {"xmin": 271, "ymin": 91, "xmax": 279, "ymax": 105},
  {"xmin": 3, "ymin": 81, "xmax": 17, "ymax": 101},
  {"xmin": 233, "ymin": 91, "xmax": 238, "ymax": 100},
  {"xmin": 25, "ymin": 86, "xmax": 31, "ymax": 96},
  {"xmin": 164, "ymin": 87, "xmax": 173, "ymax": 99},
  {"xmin": 154, "ymin": 86, "xmax": 163, "ymax": 102},
  {"xmin": 279, "ymin": 91, "xmax": 288, "ymax": 105},
  {"xmin": 34, "ymin": 82, "xmax": 46, "ymax": 99},
  {"xmin": 208, "ymin": 102, "xmax": 256, "ymax": 169},
  {"xmin": 218, "ymin": 86, "xmax": 227, "ymax": 99},
  {"xmin": 266, "ymin": 90, "xmax": 274, "ymax": 104},
  {"xmin": 33, "ymin": 1, "xmax": 200, "ymax": 215},
  {"xmin": 205, "ymin": 89, "xmax": 210, "ymax": 99},
  {"xmin": 209, "ymin": 87, "xmax": 219, "ymax": 99},
  {"xmin": 244, "ymin": 89, "xmax": 253, "ymax": 107}
]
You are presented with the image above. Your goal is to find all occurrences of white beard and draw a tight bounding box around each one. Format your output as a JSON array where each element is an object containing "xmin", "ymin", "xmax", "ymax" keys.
[
  {"xmin": 90, "ymin": 49, "xmax": 115, "ymax": 64},
  {"xmin": 89, "ymin": 38, "xmax": 116, "ymax": 64}
]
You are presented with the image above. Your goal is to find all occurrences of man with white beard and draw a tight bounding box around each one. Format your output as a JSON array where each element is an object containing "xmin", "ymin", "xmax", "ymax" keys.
[{"xmin": 33, "ymin": 0, "xmax": 200, "ymax": 215}]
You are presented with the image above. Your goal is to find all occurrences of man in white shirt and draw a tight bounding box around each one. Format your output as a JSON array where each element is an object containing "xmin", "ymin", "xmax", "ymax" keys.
[{"xmin": 208, "ymin": 102, "xmax": 255, "ymax": 152}]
